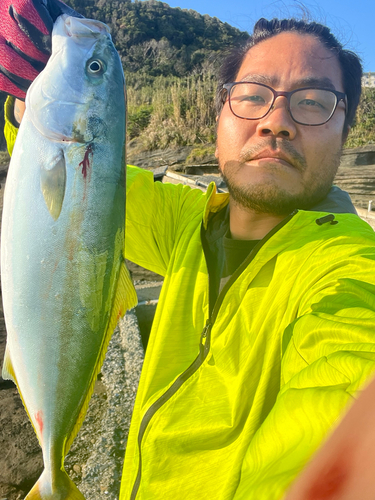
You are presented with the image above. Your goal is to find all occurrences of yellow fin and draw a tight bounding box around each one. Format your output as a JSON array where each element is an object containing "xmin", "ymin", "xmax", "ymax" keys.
[
  {"xmin": 114, "ymin": 258, "xmax": 138, "ymax": 315},
  {"xmin": 2, "ymin": 344, "xmax": 17, "ymax": 384},
  {"xmin": 64, "ymin": 260, "xmax": 137, "ymax": 455},
  {"xmin": 25, "ymin": 468, "xmax": 85, "ymax": 499}
]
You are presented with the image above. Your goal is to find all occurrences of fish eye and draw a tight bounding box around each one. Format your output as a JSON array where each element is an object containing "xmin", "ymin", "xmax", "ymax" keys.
[{"xmin": 87, "ymin": 59, "xmax": 105, "ymax": 75}]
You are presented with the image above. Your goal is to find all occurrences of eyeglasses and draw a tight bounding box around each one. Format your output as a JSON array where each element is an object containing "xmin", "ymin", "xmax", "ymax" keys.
[{"xmin": 221, "ymin": 82, "xmax": 347, "ymax": 126}]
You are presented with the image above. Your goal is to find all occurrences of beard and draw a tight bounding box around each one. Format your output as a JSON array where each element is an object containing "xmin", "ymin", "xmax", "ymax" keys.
[{"xmin": 219, "ymin": 138, "xmax": 343, "ymax": 216}]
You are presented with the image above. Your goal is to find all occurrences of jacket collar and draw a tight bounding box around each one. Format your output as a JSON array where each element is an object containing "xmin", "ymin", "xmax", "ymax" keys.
[
  {"xmin": 203, "ymin": 183, "xmax": 229, "ymax": 229},
  {"xmin": 202, "ymin": 182, "xmax": 357, "ymax": 230}
]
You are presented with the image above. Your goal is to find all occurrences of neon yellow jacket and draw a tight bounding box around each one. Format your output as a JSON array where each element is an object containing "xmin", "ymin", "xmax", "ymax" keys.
[
  {"xmin": 5, "ymin": 98, "xmax": 375, "ymax": 499},
  {"xmin": 123, "ymin": 165, "xmax": 375, "ymax": 500}
]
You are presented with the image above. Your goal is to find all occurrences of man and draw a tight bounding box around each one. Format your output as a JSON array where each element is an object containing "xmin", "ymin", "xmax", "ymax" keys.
[{"xmin": 2, "ymin": 3, "xmax": 375, "ymax": 499}]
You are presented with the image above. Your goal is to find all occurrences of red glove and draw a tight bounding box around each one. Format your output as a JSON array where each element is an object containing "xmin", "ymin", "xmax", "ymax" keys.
[{"xmin": 0, "ymin": 0, "xmax": 81, "ymax": 99}]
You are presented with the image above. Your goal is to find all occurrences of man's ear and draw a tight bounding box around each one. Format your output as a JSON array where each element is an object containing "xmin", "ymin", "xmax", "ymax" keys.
[
  {"xmin": 215, "ymin": 115, "xmax": 219, "ymax": 159},
  {"xmin": 342, "ymin": 125, "xmax": 351, "ymax": 145}
]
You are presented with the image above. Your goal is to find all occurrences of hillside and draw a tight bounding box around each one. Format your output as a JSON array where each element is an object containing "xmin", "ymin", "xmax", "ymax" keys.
[{"xmin": 66, "ymin": 0, "xmax": 249, "ymax": 77}]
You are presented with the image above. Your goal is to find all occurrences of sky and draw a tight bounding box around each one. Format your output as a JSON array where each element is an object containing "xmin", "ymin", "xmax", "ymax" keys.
[{"xmin": 166, "ymin": 0, "xmax": 375, "ymax": 73}]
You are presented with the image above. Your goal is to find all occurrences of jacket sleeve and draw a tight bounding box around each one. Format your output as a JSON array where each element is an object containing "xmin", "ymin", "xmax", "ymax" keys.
[
  {"xmin": 125, "ymin": 165, "xmax": 206, "ymax": 276},
  {"xmin": 233, "ymin": 246, "xmax": 375, "ymax": 500},
  {"xmin": 4, "ymin": 95, "xmax": 19, "ymax": 156}
]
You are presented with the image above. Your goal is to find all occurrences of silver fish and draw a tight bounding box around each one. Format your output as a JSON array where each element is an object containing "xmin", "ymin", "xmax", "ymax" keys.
[{"xmin": 1, "ymin": 14, "xmax": 136, "ymax": 500}]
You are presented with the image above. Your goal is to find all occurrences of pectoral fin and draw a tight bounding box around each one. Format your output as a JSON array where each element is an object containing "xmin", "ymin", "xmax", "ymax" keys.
[{"xmin": 40, "ymin": 152, "xmax": 66, "ymax": 221}]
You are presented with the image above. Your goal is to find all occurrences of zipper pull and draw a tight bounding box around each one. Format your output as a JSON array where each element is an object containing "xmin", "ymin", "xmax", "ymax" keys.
[{"xmin": 316, "ymin": 214, "xmax": 338, "ymax": 225}]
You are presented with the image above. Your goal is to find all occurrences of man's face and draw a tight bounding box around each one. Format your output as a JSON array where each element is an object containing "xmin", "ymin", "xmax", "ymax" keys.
[{"xmin": 215, "ymin": 32, "xmax": 347, "ymax": 215}]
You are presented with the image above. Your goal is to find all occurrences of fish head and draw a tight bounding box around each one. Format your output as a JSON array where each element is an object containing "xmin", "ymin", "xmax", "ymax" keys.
[{"xmin": 26, "ymin": 15, "xmax": 126, "ymax": 144}]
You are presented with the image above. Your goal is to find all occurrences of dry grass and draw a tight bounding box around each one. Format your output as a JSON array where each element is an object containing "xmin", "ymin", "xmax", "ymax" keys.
[
  {"xmin": 126, "ymin": 72, "xmax": 217, "ymax": 150},
  {"xmin": 346, "ymin": 87, "xmax": 375, "ymax": 149}
]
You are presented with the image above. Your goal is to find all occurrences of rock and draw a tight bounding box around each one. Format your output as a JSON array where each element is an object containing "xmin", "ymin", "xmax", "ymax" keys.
[
  {"xmin": 334, "ymin": 163, "xmax": 375, "ymax": 209},
  {"xmin": 340, "ymin": 145, "xmax": 375, "ymax": 167},
  {"xmin": 127, "ymin": 144, "xmax": 195, "ymax": 171}
]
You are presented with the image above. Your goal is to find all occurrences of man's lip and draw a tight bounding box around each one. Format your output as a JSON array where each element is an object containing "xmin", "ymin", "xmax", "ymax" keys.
[{"xmin": 250, "ymin": 150, "xmax": 294, "ymax": 165}]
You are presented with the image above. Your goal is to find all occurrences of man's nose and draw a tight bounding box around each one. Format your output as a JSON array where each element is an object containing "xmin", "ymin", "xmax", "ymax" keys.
[{"xmin": 256, "ymin": 96, "xmax": 297, "ymax": 139}]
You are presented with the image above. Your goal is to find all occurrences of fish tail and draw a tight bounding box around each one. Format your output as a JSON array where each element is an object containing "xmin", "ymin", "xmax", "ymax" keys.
[{"xmin": 25, "ymin": 468, "xmax": 85, "ymax": 500}]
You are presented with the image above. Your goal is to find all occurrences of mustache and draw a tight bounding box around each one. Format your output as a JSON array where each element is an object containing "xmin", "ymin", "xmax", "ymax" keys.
[{"xmin": 239, "ymin": 138, "xmax": 307, "ymax": 172}]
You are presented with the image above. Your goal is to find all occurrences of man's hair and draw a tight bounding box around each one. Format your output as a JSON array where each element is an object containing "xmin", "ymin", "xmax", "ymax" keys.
[{"xmin": 216, "ymin": 18, "xmax": 363, "ymax": 133}]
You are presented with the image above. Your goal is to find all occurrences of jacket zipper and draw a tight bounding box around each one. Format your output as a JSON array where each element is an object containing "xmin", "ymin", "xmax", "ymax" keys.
[
  {"xmin": 129, "ymin": 209, "xmax": 298, "ymax": 499},
  {"xmin": 129, "ymin": 320, "xmax": 212, "ymax": 500}
]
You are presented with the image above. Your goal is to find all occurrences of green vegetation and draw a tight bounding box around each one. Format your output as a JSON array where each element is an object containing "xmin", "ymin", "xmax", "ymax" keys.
[
  {"xmin": 186, "ymin": 145, "xmax": 217, "ymax": 164},
  {"xmin": 346, "ymin": 87, "xmax": 375, "ymax": 148},
  {"xmin": 127, "ymin": 72, "xmax": 217, "ymax": 149}
]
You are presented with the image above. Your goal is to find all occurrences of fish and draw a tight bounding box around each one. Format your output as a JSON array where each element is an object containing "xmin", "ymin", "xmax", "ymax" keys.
[{"xmin": 1, "ymin": 14, "xmax": 137, "ymax": 500}]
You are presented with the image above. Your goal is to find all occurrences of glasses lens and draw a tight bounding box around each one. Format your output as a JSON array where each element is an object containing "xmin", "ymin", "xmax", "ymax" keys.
[
  {"xmin": 229, "ymin": 83, "xmax": 273, "ymax": 119},
  {"xmin": 290, "ymin": 89, "xmax": 337, "ymax": 125}
]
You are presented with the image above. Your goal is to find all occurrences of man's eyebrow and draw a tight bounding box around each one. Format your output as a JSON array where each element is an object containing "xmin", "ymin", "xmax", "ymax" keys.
[{"xmin": 238, "ymin": 74, "xmax": 337, "ymax": 90}]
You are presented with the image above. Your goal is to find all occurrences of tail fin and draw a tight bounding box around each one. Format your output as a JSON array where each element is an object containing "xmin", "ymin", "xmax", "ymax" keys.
[{"xmin": 25, "ymin": 468, "xmax": 85, "ymax": 500}]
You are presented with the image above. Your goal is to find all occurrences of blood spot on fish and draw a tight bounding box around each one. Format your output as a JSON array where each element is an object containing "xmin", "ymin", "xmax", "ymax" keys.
[
  {"xmin": 116, "ymin": 308, "xmax": 124, "ymax": 321},
  {"xmin": 79, "ymin": 144, "xmax": 94, "ymax": 179},
  {"xmin": 34, "ymin": 411, "xmax": 44, "ymax": 434},
  {"xmin": 305, "ymin": 453, "xmax": 351, "ymax": 499}
]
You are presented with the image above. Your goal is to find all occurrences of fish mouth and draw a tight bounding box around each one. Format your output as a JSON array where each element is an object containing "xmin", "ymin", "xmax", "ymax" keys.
[{"xmin": 64, "ymin": 15, "xmax": 110, "ymax": 38}]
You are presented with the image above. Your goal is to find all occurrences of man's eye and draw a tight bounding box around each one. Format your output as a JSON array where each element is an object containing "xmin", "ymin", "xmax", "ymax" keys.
[
  {"xmin": 298, "ymin": 99, "xmax": 323, "ymax": 108},
  {"xmin": 238, "ymin": 94, "xmax": 265, "ymax": 103}
]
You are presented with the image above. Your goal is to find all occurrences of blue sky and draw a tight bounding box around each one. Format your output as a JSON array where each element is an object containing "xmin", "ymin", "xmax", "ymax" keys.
[{"xmin": 166, "ymin": 0, "xmax": 375, "ymax": 72}]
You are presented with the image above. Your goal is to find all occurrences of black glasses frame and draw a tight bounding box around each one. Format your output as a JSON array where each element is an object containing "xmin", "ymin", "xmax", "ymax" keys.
[{"xmin": 221, "ymin": 82, "xmax": 347, "ymax": 126}]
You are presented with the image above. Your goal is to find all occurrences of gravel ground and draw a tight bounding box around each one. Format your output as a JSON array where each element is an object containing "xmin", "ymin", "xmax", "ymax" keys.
[{"xmin": 62, "ymin": 310, "xmax": 144, "ymax": 500}]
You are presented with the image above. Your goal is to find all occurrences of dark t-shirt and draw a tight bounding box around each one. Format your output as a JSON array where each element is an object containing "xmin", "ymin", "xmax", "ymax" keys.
[
  {"xmin": 203, "ymin": 206, "xmax": 259, "ymax": 311},
  {"xmin": 221, "ymin": 231, "xmax": 259, "ymax": 290}
]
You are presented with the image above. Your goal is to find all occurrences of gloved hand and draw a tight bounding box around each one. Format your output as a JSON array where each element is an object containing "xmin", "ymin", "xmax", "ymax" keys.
[{"xmin": 0, "ymin": 0, "xmax": 81, "ymax": 99}]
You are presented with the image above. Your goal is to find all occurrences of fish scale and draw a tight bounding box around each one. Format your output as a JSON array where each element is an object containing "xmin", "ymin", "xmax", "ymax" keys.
[{"xmin": 1, "ymin": 14, "xmax": 137, "ymax": 500}]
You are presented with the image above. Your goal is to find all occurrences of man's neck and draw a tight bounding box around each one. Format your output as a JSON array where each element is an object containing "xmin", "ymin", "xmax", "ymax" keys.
[{"xmin": 228, "ymin": 200, "xmax": 287, "ymax": 241}]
